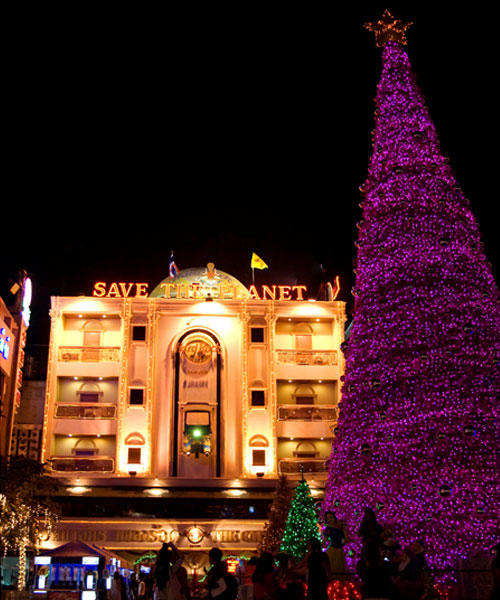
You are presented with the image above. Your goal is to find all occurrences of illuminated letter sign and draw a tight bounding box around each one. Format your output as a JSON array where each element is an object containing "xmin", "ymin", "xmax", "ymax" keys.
[
  {"xmin": 93, "ymin": 282, "xmax": 314, "ymax": 300},
  {"xmin": 93, "ymin": 282, "xmax": 149, "ymax": 298}
]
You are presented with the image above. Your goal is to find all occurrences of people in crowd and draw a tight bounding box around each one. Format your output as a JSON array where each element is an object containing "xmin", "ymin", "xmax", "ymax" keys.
[
  {"xmin": 380, "ymin": 527, "xmax": 400, "ymax": 559},
  {"xmin": 391, "ymin": 547, "xmax": 425, "ymax": 600},
  {"xmin": 109, "ymin": 572, "xmax": 122, "ymax": 600},
  {"xmin": 358, "ymin": 507, "xmax": 383, "ymax": 550},
  {"xmin": 274, "ymin": 553, "xmax": 304, "ymax": 600},
  {"xmin": 408, "ymin": 540, "xmax": 426, "ymax": 571},
  {"xmin": 137, "ymin": 574, "xmax": 146, "ymax": 600},
  {"xmin": 323, "ymin": 511, "xmax": 347, "ymax": 579},
  {"xmin": 491, "ymin": 542, "xmax": 500, "ymax": 600},
  {"xmin": 356, "ymin": 538, "xmax": 393, "ymax": 600},
  {"xmin": 120, "ymin": 574, "xmax": 129, "ymax": 600},
  {"xmin": 252, "ymin": 552, "xmax": 279, "ymax": 600},
  {"xmin": 199, "ymin": 547, "xmax": 237, "ymax": 599},
  {"xmin": 300, "ymin": 538, "xmax": 330, "ymax": 600},
  {"xmin": 153, "ymin": 542, "xmax": 189, "ymax": 600},
  {"xmin": 143, "ymin": 524, "xmax": 460, "ymax": 600}
]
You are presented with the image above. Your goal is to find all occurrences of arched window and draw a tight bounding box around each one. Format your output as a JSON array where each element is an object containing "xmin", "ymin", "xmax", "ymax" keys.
[
  {"xmin": 72, "ymin": 438, "xmax": 99, "ymax": 457},
  {"xmin": 293, "ymin": 441, "xmax": 318, "ymax": 458},
  {"xmin": 77, "ymin": 381, "xmax": 103, "ymax": 403},
  {"xmin": 292, "ymin": 384, "xmax": 316, "ymax": 406},
  {"xmin": 125, "ymin": 432, "xmax": 145, "ymax": 465},
  {"xmin": 249, "ymin": 435, "xmax": 269, "ymax": 448},
  {"xmin": 293, "ymin": 322, "xmax": 313, "ymax": 350},
  {"xmin": 249, "ymin": 317, "xmax": 266, "ymax": 344},
  {"xmin": 249, "ymin": 435, "xmax": 268, "ymax": 467},
  {"xmin": 249, "ymin": 379, "xmax": 267, "ymax": 408},
  {"xmin": 129, "ymin": 379, "xmax": 146, "ymax": 406},
  {"xmin": 125, "ymin": 432, "xmax": 145, "ymax": 446},
  {"xmin": 81, "ymin": 320, "xmax": 105, "ymax": 347}
]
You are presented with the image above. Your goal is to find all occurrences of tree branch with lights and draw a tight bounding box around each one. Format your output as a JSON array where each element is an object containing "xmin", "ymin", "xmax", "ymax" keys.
[{"xmin": 0, "ymin": 456, "xmax": 59, "ymax": 590}]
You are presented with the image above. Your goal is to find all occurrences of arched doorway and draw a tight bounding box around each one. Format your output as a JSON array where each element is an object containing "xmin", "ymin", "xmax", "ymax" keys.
[{"xmin": 172, "ymin": 330, "xmax": 222, "ymax": 477}]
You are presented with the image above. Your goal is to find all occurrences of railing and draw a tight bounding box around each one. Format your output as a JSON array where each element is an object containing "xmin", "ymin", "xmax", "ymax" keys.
[
  {"xmin": 55, "ymin": 403, "xmax": 117, "ymax": 419},
  {"xmin": 276, "ymin": 350, "xmax": 337, "ymax": 366},
  {"xmin": 278, "ymin": 405, "xmax": 337, "ymax": 421},
  {"xmin": 58, "ymin": 347, "xmax": 120, "ymax": 362},
  {"xmin": 278, "ymin": 458, "xmax": 327, "ymax": 475},
  {"xmin": 50, "ymin": 457, "xmax": 115, "ymax": 472}
]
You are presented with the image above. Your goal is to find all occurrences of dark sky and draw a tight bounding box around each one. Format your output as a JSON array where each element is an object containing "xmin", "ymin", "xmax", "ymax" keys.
[{"xmin": 3, "ymin": 5, "xmax": 499, "ymax": 347}]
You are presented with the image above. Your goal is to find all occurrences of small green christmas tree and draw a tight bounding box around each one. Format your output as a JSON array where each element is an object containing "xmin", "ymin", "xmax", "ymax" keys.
[
  {"xmin": 258, "ymin": 475, "xmax": 292, "ymax": 555},
  {"xmin": 280, "ymin": 476, "xmax": 321, "ymax": 560}
]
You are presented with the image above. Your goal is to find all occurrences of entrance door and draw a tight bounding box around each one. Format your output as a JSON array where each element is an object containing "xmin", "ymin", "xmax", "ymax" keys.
[{"xmin": 173, "ymin": 331, "xmax": 221, "ymax": 477}]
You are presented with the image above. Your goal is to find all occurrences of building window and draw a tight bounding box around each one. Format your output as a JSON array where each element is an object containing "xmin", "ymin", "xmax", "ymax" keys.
[
  {"xmin": 81, "ymin": 319, "xmax": 105, "ymax": 346},
  {"xmin": 252, "ymin": 449, "xmax": 266, "ymax": 466},
  {"xmin": 72, "ymin": 438, "xmax": 99, "ymax": 457},
  {"xmin": 293, "ymin": 441, "xmax": 319, "ymax": 458},
  {"xmin": 129, "ymin": 388, "xmax": 145, "ymax": 406},
  {"xmin": 293, "ymin": 322, "xmax": 313, "ymax": 350},
  {"xmin": 292, "ymin": 385, "xmax": 316, "ymax": 406},
  {"xmin": 250, "ymin": 327, "xmax": 265, "ymax": 343},
  {"xmin": 249, "ymin": 380, "xmax": 267, "ymax": 408},
  {"xmin": 127, "ymin": 448, "xmax": 141, "ymax": 464},
  {"xmin": 249, "ymin": 435, "xmax": 268, "ymax": 472},
  {"xmin": 295, "ymin": 334, "xmax": 312, "ymax": 350},
  {"xmin": 132, "ymin": 325, "xmax": 146, "ymax": 341},
  {"xmin": 79, "ymin": 393, "xmax": 99, "ymax": 403},
  {"xmin": 251, "ymin": 390, "xmax": 266, "ymax": 407},
  {"xmin": 77, "ymin": 382, "xmax": 103, "ymax": 403},
  {"xmin": 83, "ymin": 331, "xmax": 102, "ymax": 347}
]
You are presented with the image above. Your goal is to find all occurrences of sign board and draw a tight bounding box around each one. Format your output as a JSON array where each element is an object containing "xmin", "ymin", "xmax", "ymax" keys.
[
  {"xmin": 47, "ymin": 520, "xmax": 265, "ymax": 551},
  {"xmin": 93, "ymin": 281, "xmax": 308, "ymax": 301}
]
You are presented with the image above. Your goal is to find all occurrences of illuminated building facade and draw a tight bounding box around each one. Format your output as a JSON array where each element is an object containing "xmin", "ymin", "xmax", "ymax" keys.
[
  {"xmin": 1, "ymin": 293, "xmax": 28, "ymax": 458},
  {"xmin": 40, "ymin": 264, "xmax": 345, "ymax": 559}
]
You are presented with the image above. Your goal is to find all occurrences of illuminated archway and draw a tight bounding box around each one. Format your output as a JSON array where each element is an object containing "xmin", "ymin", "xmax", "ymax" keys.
[{"xmin": 172, "ymin": 329, "xmax": 222, "ymax": 477}]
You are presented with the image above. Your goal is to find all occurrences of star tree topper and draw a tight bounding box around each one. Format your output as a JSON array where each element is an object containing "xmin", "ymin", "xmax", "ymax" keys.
[{"xmin": 364, "ymin": 9, "xmax": 412, "ymax": 47}]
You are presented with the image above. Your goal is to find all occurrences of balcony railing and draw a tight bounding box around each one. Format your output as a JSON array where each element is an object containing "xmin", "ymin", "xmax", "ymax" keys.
[
  {"xmin": 51, "ymin": 457, "xmax": 115, "ymax": 472},
  {"xmin": 278, "ymin": 458, "xmax": 327, "ymax": 475},
  {"xmin": 276, "ymin": 350, "xmax": 337, "ymax": 366},
  {"xmin": 277, "ymin": 405, "xmax": 337, "ymax": 421},
  {"xmin": 55, "ymin": 403, "xmax": 117, "ymax": 419},
  {"xmin": 58, "ymin": 347, "xmax": 120, "ymax": 362}
]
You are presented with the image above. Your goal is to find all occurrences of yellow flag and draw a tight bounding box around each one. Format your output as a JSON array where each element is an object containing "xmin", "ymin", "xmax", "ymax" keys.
[{"xmin": 251, "ymin": 253, "xmax": 268, "ymax": 270}]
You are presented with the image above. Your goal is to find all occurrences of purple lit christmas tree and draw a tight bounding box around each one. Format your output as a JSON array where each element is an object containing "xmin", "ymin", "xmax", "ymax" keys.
[{"xmin": 324, "ymin": 11, "xmax": 500, "ymax": 571}]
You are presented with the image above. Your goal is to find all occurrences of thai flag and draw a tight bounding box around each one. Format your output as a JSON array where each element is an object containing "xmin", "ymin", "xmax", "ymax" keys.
[{"xmin": 169, "ymin": 251, "xmax": 179, "ymax": 279}]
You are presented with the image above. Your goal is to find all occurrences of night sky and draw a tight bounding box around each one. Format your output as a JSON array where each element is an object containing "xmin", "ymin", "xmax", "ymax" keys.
[{"xmin": 3, "ymin": 5, "xmax": 498, "ymax": 349}]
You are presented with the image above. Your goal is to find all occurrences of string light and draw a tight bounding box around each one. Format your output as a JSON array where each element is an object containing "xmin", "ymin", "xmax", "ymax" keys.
[
  {"xmin": 280, "ymin": 477, "xmax": 322, "ymax": 560},
  {"xmin": 324, "ymin": 20, "xmax": 500, "ymax": 587}
]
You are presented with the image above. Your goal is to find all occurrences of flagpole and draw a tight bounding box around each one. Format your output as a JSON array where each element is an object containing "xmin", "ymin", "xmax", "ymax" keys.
[{"xmin": 252, "ymin": 267, "xmax": 255, "ymax": 285}]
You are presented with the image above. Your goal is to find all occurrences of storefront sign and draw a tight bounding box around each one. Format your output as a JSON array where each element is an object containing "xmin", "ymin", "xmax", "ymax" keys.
[{"xmin": 50, "ymin": 520, "xmax": 264, "ymax": 550}]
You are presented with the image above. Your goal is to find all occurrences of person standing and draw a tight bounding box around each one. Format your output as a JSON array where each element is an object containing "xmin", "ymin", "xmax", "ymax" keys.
[
  {"xmin": 323, "ymin": 511, "xmax": 346, "ymax": 579},
  {"xmin": 203, "ymin": 548, "xmax": 228, "ymax": 599},
  {"xmin": 109, "ymin": 573, "xmax": 122, "ymax": 600},
  {"xmin": 252, "ymin": 552, "xmax": 278, "ymax": 600},
  {"xmin": 490, "ymin": 542, "xmax": 500, "ymax": 600},
  {"xmin": 153, "ymin": 542, "xmax": 188, "ymax": 600},
  {"xmin": 358, "ymin": 508, "xmax": 383, "ymax": 551},
  {"xmin": 356, "ymin": 539, "xmax": 392, "ymax": 600},
  {"xmin": 137, "ymin": 575, "xmax": 146, "ymax": 600},
  {"xmin": 304, "ymin": 538, "xmax": 330, "ymax": 600}
]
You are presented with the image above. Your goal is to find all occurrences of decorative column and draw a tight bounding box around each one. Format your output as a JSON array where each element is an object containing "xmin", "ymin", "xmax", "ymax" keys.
[
  {"xmin": 116, "ymin": 298, "xmax": 132, "ymax": 475},
  {"xmin": 40, "ymin": 304, "xmax": 61, "ymax": 465}
]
